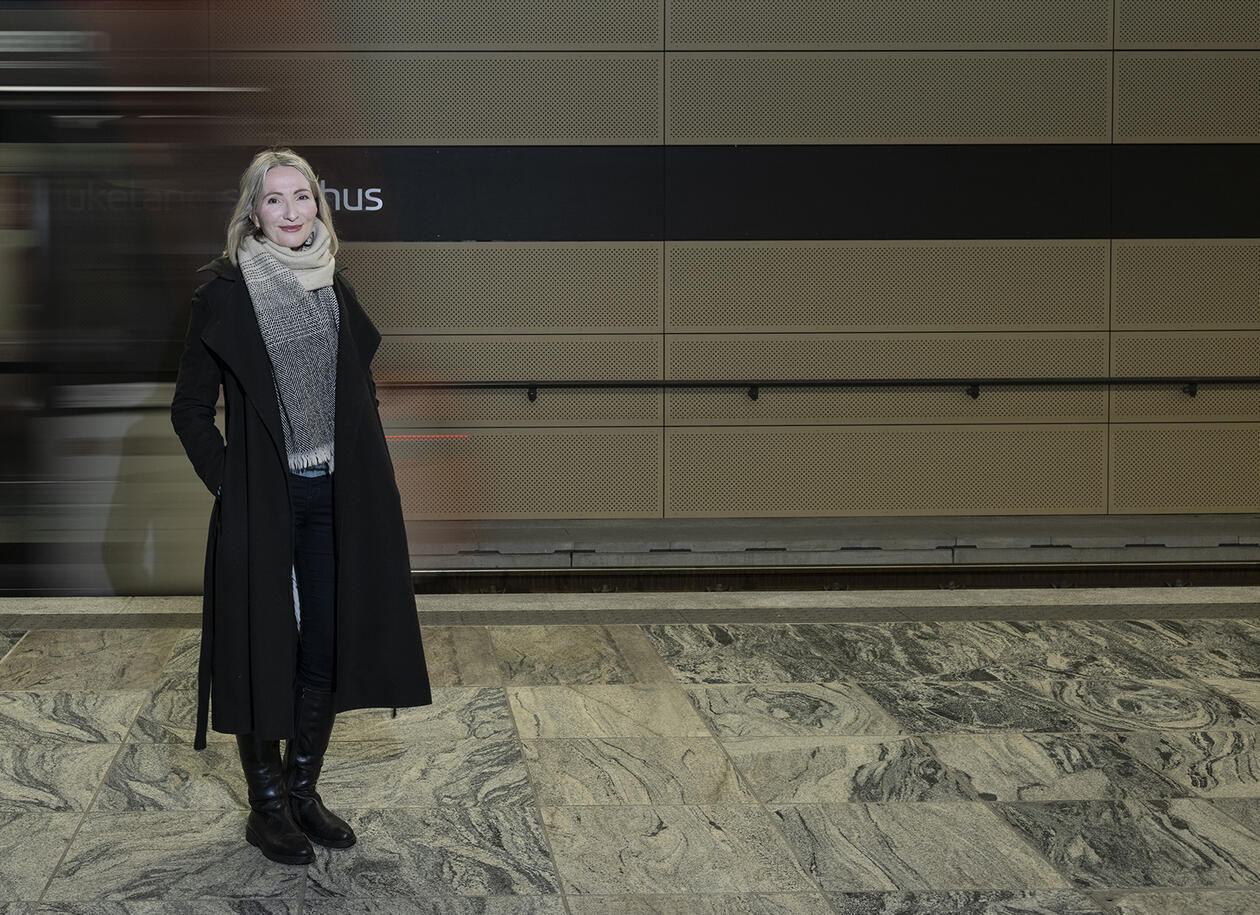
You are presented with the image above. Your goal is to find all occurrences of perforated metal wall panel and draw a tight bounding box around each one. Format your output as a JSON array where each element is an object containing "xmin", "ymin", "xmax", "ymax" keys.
[
  {"xmin": 1116, "ymin": 52, "xmax": 1260, "ymax": 141},
  {"xmin": 666, "ymin": 333, "xmax": 1108, "ymax": 380},
  {"xmin": 373, "ymin": 335, "xmax": 662, "ymax": 383},
  {"xmin": 1113, "ymin": 240, "xmax": 1260, "ymax": 330},
  {"xmin": 667, "ymin": 385, "xmax": 1107, "ymax": 425},
  {"xmin": 216, "ymin": 53, "xmax": 663, "ymax": 144},
  {"xmin": 1116, "ymin": 1, "xmax": 1260, "ymax": 48},
  {"xmin": 379, "ymin": 388, "xmax": 662, "ymax": 428},
  {"xmin": 1111, "ymin": 332, "xmax": 1260, "ymax": 376},
  {"xmin": 1111, "ymin": 385, "xmax": 1260, "ymax": 423},
  {"xmin": 668, "ymin": 0, "xmax": 1110, "ymax": 50},
  {"xmin": 211, "ymin": 0, "xmax": 662, "ymax": 50},
  {"xmin": 665, "ymin": 52, "xmax": 1111, "ymax": 143},
  {"xmin": 390, "ymin": 428, "xmax": 662, "ymax": 518},
  {"xmin": 1110, "ymin": 424, "xmax": 1260, "ymax": 513},
  {"xmin": 339, "ymin": 242, "xmax": 662, "ymax": 333},
  {"xmin": 665, "ymin": 240, "xmax": 1109, "ymax": 331},
  {"xmin": 665, "ymin": 425, "xmax": 1107, "ymax": 515}
]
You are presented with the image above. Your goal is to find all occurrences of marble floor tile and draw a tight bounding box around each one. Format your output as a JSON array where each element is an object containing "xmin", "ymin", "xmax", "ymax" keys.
[
  {"xmin": 93, "ymin": 742, "xmax": 247, "ymax": 810},
  {"xmin": 151, "ymin": 629, "xmax": 200, "ymax": 690},
  {"xmin": 0, "ymin": 811, "xmax": 82, "ymax": 899},
  {"xmin": 565, "ymin": 894, "xmax": 836, "ymax": 914},
  {"xmin": 793, "ymin": 622, "xmax": 1000, "ymax": 682},
  {"xmin": 861, "ymin": 678, "xmax": 1260, "ymax": 735},
  {"xmin": 1205, "ymin": 680, "xmax": 1260, "ymax": 715},
  {"xmin": 331, "ymin": 687, "xmax": 516, "ymax": 743},
  {"xmin": 1028, "ymin": 679, "xmax": 1260, "ymax": 733},
  {"xmin": 607, "ymin": 625, "xmax": 679, "ymax": 684},
  {"xmin": 541, "ymin": 804, "xmax": 814, "ymax": 895},
  {"xmin": 685, "ymin": 683, "xmax": 903, "ymax": 738},
  {"xmin": 771, "ymin": 802, "xmax": 1067, "ymax": 892},
  {"xmin": 124, "ymin": 686, "xmax": 230, "ymax": 745},
  {"xmin": 960, "ymin": 621, "xmax": 1186, "ymax": 681},
  {"xmin": 856, "ymin": 680, "xmax": 1085, "ymax": 734},
  {"xmin": 640, "ymin": 624, "xmax": 844, "ymax": 684},
  {"xmin": 521, "ymin": 737, "xmax": 756, "ymax": 805},
  {"xmin": 825, "ymin": 891, "xmax": 1109, "ymax": 914},
  {"xmin": 1113, "ymin": 731, "xmax": 1260, "ymax": 799},
  {"xmin": 0, "ymin": 740, "xmax": 120, "ymax": 812},
  {"xmin": 0, "ymin": 632, "xmax": 23, "ymax": 663},
  {"xmin": 304, "ymin": 899, "xmax": 566, "ymax": 915},
  {"xmin": 304, "ymin": 806, "xmax": 560, "ymax": 897},
  {"xmin": 923, "ymin": 733, "xmax": 1188, "ymax": 802},
  {"xmin": 507, "ymin": 685, "xmax": 710, "ymax": 738},
  {"xmin": 32, "ymin": 903, "xmax": 298, "ymax": 914},
  {"xmin": 1214, "ymin": 798, "xmax": 1260, "ymax": 836},
  {"xmin": 487, "ymin": 625, "xmax": 640, "ymax": 685},
  {"xmin": 998, "ymin": 799, "xmax": 1260, "ymax": 889},
  {"xmin": 0, "ymin": 691, "xmax": 147, "ymax": 743},
  {"xmin": 42, "ymin": 810, "xmax": 305, "ymax": 901},
  {"xmin": 1162, "ymin": 647, "xmax": 1260, "ymax": 682},
  {"xmin": 1092, "ymin": 619, "xmax": 1260, "ymax": 654},
  {"xmin": 1110, "ymin": 889, "xmax": 1260, "ymax": 915},
  {"xmin": 313, "ymin": 735, "xmax": 532, "ymax": 807},
  {"xmin": 418, "ymin": 627, "xmax": 504, "ymax": 687},
  {"xmin": 0, "ymin": 630, "xmax": 182, "ymax": 690},
  {"xmin": 722, "ymin": 736, "xmax": 974, "ymax": 804}
]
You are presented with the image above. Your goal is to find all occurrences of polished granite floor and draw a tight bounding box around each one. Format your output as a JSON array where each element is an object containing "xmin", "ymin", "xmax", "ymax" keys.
[{"xmin": 1, "ymin": 590, "xmax": 1259, "ymax": 914}]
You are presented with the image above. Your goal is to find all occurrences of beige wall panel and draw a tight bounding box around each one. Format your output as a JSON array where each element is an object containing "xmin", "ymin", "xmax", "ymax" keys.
[
  {"xmin": 1112, "ymin": 332, "xmax": 1260, "ymax": 377},
  {"xmin": 1111, "ymin": 384, "xmax": 1260, "ymax": 422},
  {"xmin": 1116, "ymin": 52, "xmax": 1260, "ymax": 141},
  {"xmin": 1110, "ymin": 423, "xmax": 1260, "ymax": 512},
  {"xmin": 665, "ymin": 425, "xmax": 1107, "ymax": 516},
  {"xmin": 374, "ymin": 335, "xmax": 662, "ymax": 383},
  {"xmin": 379, "ymin": 387, "xmax": 662, "ymax": 428},
  {"xmin": 1113, "ymin": 240, "xmax": 1260, "ymax": 330},
  {"xmin": 390, "ymin": 428, "xmax": 662, "ymax": 518},
  {"xmin": 668, "ymin": 0, "xmax": 1109, "ymax": 50},
  {"xmin": 211, "ymin": 0, "xmax": 661, "ymax": 50},
  {"xmin": 340, "ymin": 242, "xmax": 662, "ymax": 333},
  {"xmin": 667, "ymin": 385, "xmax": 1107, "ymax": 425},
  {"xmin": 1116, "ymin": 1, "xmax": 1260, "ymax": 48},
  {"xmin": 666, "ymin": 333, "xmax": 1108, "ymax": 380},
  {"xmin": 665, "ymin": 52, "xmax": 1110, "ymax": 144},
  {"xmin": 216, "ymin": 53, "xmax": 662, "ymax": 145},
  {"xmin": 666, "ymin": 240, "xmax": 1109, "ymax": 331}
]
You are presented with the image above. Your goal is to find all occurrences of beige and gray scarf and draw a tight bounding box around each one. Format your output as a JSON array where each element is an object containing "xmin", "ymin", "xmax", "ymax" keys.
[{"xmin": 238, "ymin": 222, "xmax": 339, "ymax": 472}]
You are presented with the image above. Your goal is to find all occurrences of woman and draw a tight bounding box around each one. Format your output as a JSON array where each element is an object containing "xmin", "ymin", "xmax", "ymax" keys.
[{"xmin": 171, "ymin": 148, "xmax": 431, "ymax": 865}]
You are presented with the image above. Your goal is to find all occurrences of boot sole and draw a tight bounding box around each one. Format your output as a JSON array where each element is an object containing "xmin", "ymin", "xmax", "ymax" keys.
[
  {"xmin": 303, "ymin": 831, "xmax": 356, "ymax": 849},
  {"xmin": 246, "ymin": 826, "xmax": 314, "ymax": 865}
]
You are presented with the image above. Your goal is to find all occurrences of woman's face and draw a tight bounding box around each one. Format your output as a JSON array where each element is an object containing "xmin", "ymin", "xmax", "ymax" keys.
[{"xmin": 252, "ymin": 165, "xmax": 318, "ymax": 249}]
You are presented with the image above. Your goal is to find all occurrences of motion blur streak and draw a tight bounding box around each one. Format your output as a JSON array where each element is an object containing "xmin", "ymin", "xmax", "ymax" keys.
[{"xmin": 0, "ymin": 5, "xmax": 256, "ymax": 594}]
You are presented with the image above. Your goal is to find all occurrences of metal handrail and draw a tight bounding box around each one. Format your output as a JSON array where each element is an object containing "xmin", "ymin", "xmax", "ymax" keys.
[{"xmin": 380, "ymin": 376, "xmax": 1260, "ymax": 401}]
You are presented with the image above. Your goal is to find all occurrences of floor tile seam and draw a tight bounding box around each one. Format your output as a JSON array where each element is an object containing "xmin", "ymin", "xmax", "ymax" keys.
[
  {"xmin": 500, "ymin": 661, "xmax": 576, "ymax": 915},
  {"xmin": 672, "ymin": 669, "xmax": 849, "ymax": 915},
  {"xmin": 32, "ymin": 696, "xmax": 144, "ymax": 908}
]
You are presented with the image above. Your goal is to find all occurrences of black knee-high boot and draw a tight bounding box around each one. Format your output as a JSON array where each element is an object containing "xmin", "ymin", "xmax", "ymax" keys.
[
  {"xmin": 236, "ymin": 734, "xmax": 314, "ymax": 865},
  {"xmin": 285, "ymin": 685, "xmax": 356, "ymax": 848}
]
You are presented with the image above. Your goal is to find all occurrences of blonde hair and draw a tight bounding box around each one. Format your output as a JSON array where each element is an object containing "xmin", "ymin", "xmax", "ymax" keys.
[{"xmin": 223, "ymin": 147, "xmax": 339, "ymax": 263}]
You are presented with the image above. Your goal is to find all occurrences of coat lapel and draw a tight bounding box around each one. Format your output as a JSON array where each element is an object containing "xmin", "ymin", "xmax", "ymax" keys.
[
  {"xmin": 197, "ymin": 261, "xmax": 287, "ymax": 465},
  {"xmin": 334, "ymin": 273, "xmax": 381, "ymax": 453}
]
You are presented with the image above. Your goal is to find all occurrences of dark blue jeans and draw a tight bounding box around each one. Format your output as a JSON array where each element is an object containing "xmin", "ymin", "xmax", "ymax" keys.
[{"xmin": 291, "ymin": 471, "xmax": 335, "ymax": 692}]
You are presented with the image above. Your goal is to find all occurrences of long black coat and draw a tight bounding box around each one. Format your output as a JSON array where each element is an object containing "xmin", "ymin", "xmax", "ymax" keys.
[{"xmin": 171, "ymin": 255, "xmax": 431, "ymax": 750}]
